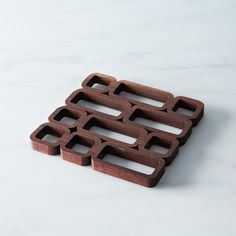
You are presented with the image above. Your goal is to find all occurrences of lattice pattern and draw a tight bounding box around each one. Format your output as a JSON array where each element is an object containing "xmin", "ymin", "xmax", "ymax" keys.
[{"xmin": 30, "ymin": 73, "xmax": 204, "ymax": 187}]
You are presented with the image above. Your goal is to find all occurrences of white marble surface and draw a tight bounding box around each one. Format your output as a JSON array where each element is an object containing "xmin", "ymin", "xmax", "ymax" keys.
[{"xmin": 0, "ymin": 0, "xmax": 236, "ymax": 235}]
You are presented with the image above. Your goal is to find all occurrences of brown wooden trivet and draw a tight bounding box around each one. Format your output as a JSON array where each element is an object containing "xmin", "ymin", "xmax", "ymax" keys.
[{"xmin": 30, "ymin": 73, "xmax": 204, "ymax": 187}]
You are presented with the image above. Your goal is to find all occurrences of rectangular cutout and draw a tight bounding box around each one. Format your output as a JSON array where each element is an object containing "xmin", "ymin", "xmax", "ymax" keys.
[
  {"xmin": 65, "ymin": 134, "xmax": 95, "ymax": 153},
  {"xmin": 77, "ymin": 100, "xmax": 121, "ymax": 116},
  {"xmin": 51, "ymin": 107, "xmax": 81, "ymax": 126},
  {"xmin": 91, "ymin": 83, "xmax": 108, "ymax": 91},
  {"xmin": 103, "ymin": 154, "xmax": 155, "ymax": 175},
  {"xmin": 176, "ymin": 107, "xmax": 194, "ymax": 116},
  {"xmin": 72, "ymin": 143, "xmax": 90, "ymax": 154},
  {"xmin": 119, "ymin": 91, "xmax": 164, "ymax": 107},
  {"xmin": 42, "ymin": 134, "xmax": 59, "ymax": 143},
  {"xmin": 144, "ymin": 136, "xmax": 172, "ymax": 155},
  {"xmin": 134, "ymin": 117, "xmax": 182, "ymax": 135},
  {"xmin": 89, "ymin": 126, "xmax": 137, "ymax": 144},
  {"xmin": 149, "ymin": 144, "xmax": 169, "ymax": 154},
  {"xmin": 60, "ymin": 117, "xmax": 76, "ymax": 125}
]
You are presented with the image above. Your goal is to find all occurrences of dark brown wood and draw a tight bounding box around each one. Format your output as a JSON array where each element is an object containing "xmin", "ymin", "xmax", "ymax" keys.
[
  {"xmin": 60, "ymin": 132, "xmax": 101, "ymax": 166},
  {"xmin": 92, "ymin": 142, "xmax": 165, "ymax": 187},
  {"xmin": 82, "ymin": 72, "xmax": 117, "ymax": 94},
  {"xmin": 123, "ymin": 105, "xmax": 192, "ymax": 145},
  {"xmin": 30, "ymin": 122, "xmax": 69, "ymax": 155},
  {"xmin": 139, "ymin": 133, "xmax": 180, "ymax": 166},
  {"xmin": 168, "ymin": 96, "xmax": 204, "ymax": 126},
  {"xmin": 48, "ymin": 106, "xmax": 87, "ymax": 129},
  {"xmin": 30, "ymin": 73, "xmax": 204, "ymax": 187},
  {"xmin": 79, "ymin": 115, "xmax": 147, "ymax": 148},
  {"xmin": 109, "ymin": 80, "xmax": 174, "ymax": 111},
  {"xmin": 65, "ymin": 88, "xmax": 131, "ymax": 120}
]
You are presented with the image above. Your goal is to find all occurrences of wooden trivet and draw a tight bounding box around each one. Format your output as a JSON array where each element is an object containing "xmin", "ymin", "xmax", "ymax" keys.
[{"xmin": 30, "ymin": 73, "xmax": 204, "ymax": 187}]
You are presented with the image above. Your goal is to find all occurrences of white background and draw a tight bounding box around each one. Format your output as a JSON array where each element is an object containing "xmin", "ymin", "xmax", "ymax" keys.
[{"xmin": 0, "ymin": 0, "xmax": 236, "ymax": 235}]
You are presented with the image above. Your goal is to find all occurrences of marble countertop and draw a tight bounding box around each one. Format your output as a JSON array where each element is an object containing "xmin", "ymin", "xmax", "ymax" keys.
[{"xmin": 0, "ymin": 0, "xmax": 235, "ymax": 235}]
